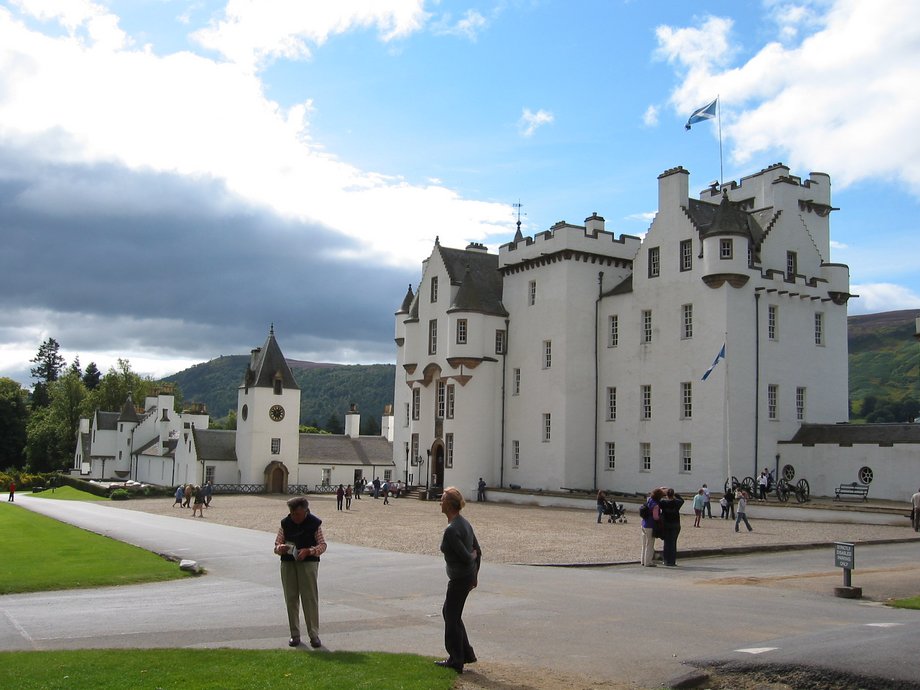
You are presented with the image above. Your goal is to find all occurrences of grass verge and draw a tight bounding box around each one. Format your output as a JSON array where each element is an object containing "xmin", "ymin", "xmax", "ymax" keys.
[
  {"xmin": 0, "ymin": 649, "xmax": 456, "ymax": 690},
  {"xmin": 888, "ymin": 595, "xmax": 920, "ymax": 610},
  {"xmin": 0, "ymin": 504, "xmax": 189, "ymax": 594},
  {"xmin": 30, "ymin": 485, "xmax": 109, "ymax": 501}
]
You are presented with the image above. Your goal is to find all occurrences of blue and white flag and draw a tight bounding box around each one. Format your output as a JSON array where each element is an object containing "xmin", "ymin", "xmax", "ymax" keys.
[
  {"xmin": 685, "ymin": 98, "xmax": 718, "ymax": 130},
  {"xmin": 701, "ymin": 343, "xmax": 726, "ymax": 381}
]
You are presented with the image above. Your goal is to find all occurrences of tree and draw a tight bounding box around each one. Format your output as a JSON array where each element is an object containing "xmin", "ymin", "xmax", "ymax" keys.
[
  {"xmin": 24, "ymin": 406, "xmax": 71, "ymax": 473},
  {"xmin": 0, "ymin": 377, "xmax": 29, "ymax": 468},
  {"xmin": 30, "ymin": 337, "xmax": 66, "ymax": 385},
  {"xmin": 324, "ymin": 412, "xmax": 344, "ymax": 434},
  {"xmin": 69, "ymin": 356, "xmax": 82, "ymax": 378},
  {"xmin": 85, "ymin": 359, "xmax": 154, "ymax": 413},
  {"xmin": 49, "ymin": 371, "xmax": 88, "ymax": 446},
  {"xmin": 82, "ymin": 362, "xmax": 102, "ymax": 390}
]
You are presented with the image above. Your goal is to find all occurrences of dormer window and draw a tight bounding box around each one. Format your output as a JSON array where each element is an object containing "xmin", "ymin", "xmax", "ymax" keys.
[
  {"xmin": 273, "ymin": 375, "xmax": 282, "ymax": 395},
  {"xmin": 786, "ymin": 251, "xmax": 798, "ymax": 280}
]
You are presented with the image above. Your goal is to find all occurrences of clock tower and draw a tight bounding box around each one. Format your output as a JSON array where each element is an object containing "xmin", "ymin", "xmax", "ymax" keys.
[{"xmin": 235, "ymin": 326, "xmax": 301, "ymax": 489}]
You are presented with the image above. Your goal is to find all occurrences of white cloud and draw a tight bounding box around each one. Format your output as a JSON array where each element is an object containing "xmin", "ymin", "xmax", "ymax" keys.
[
  {"xmin": 642, "ymin": 104, "xmax": 659, "ymax": 127},
  {"xmin": 655, "ymin": 1, "xmax": 920, "ymax": 196},
  {"xmin": 191, "ymin": 0, "xmax": 430, "ymax": 70},
  {"xmin": 432, "ymin": 9, "xmax": 488, "ymax": 41},
  {"xmin": 849, "ymin": 283, "xmax": 920, "ymax": 314},
  {"xmin": 518, "ymin": 108, "xmax": 554, "ymax": 137},
  {"xmin": 0, "ymin": 4, "xmax": 511, "ymax": 269},
  {"xmin": 626, "ymin": 211, "xmax": 656, "ymax": 223}
]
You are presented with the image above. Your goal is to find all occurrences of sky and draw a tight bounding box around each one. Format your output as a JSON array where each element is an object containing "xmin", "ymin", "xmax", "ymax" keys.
[{"xmin": 1, "ymin": 0, "xmax": 919, "ymax": 387}]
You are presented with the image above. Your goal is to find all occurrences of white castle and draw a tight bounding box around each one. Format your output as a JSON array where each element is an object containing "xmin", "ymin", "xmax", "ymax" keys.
[{"xmin": 391, "ymin": 163, "xmax": 881, "ymax": 500}]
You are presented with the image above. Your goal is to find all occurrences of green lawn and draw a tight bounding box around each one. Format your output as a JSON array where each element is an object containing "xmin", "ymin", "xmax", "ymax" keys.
[
  {"xmin": 0, "ymin": 504, "xmax": 189, "ymax": 594},
  {"xmin": 30, "ymin": 485, "xmax": 109, "ymax": 501},
  {"xmin": 0, "ymin": 649, "xmax": 456, "ymax": 690},
  {"xmin": 888, "ymin": 595, "xmax": 920, "ymax": 610}
]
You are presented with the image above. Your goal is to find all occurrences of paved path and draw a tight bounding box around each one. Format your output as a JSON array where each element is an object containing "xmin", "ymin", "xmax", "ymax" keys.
[{"xmin": 4, "ymin": 496, "xmax": 920, "ymax": 688}]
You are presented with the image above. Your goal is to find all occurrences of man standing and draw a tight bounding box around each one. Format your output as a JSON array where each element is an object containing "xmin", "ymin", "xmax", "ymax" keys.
[
  {"xmin": 372, "ymin": 477, "xmax": 381, "ymax": 499},
  {"xmin": 436, "ymin": 486, "xmax": 481, "ymax": 674},
  {"xmin": 274, "ymin": 496, "xmax": 326, "ymax": 649},
  {"xmin": 7, "ymin": 480, "xmax": 15, "ymax": 502},
  {"xmin": 911, "ymin": 488, "xmax": 920, "ymax": 532},
  {"xmin": 477, "ymin": 478, "xmax": 486, "ymax": 502},
  {"xmin": 702, "ymin": 483, "xmax": 712, "ymax": 518},
  {"xmin": 735, "ymin": 490, "xmax": 753, "ymax": 532}
]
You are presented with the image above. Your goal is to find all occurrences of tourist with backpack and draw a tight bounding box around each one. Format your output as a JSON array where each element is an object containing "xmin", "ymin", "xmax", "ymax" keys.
[{"xmin": 639, "ymin": 488, "xmax": 665, "ymax": 566}]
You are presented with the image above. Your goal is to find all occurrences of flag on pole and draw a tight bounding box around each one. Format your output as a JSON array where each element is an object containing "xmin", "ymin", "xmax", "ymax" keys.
[
  {"xmin": 685, "ymin": 98, "xmax": 718, "ymax": 130},
  {"xmin": 701, "ymin": 343, "xmax": 726, "ymax": 381}
]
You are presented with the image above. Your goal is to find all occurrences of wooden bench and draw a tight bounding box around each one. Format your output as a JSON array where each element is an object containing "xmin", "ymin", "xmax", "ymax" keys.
[{"xmin": 834, "ymin": 482, "xmax": 869, "ymax": 501}]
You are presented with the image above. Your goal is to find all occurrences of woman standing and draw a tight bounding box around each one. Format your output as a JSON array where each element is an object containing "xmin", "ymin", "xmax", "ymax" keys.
[
  {"xmin": 735, "ymin": 490, "xmax": 753, "ymax": 532},
  {"xmin": 596, "ymin": 490, "xmax": 607, "ymax": 524},
  {"xmin": 640, "ymin": 488, "xmax": 665, "ymax": 566},
  {"xmin": 658, "ymin": 489, "xmax": 684, "ymax": 566},
  {"xmin": 436, "ymin": 487, "xmax": 481, "ymax": 674}
]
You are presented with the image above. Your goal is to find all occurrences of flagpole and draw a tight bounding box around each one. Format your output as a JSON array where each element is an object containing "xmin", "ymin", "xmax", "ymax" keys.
[
  {"xmin": 724, "ymin": 331, "xmax": 731, "ymax": 489},
  {"xmin": 717, "ymin": 95, "xmax": 723, "ymax": 187}
]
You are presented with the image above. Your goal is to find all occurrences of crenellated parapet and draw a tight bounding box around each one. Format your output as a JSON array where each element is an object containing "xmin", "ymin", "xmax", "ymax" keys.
[{"xmin": 499, "ymin": 216, "xmax": 640, "ymax": 271}]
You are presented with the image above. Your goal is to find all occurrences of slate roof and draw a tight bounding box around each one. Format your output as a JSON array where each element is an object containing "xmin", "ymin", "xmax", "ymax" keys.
[
  {"xmin": 437, "ymin": 246, "xmax": 507, "ymax": 317},
  {"xmin": 192, "ymin": 428, "xmax": 238, "ymax": 462},
  {"xmin": 94, "ymin": 411, "xmax": 120, "ymax": 431},
  {"xmin": 117, "ymin": 395, "xmax": 140, "ymax": 423},
  {"xmin": 298, "ymin": 434, "xmax": 395, "ymax": 467},
  {"xmin": 243, "ymin": 329, "xmax": 300, "ymax": 391},
  {"xmin": 782, "ymin": 423, "xmax": 920, "ymax": 446},
  {"xmin": 397, "ymin": 284, "xmax": 414, "ymax": 314},
  {"xmin": 685, "ymin": 194, "xmax": 766, "ymax": 246}
]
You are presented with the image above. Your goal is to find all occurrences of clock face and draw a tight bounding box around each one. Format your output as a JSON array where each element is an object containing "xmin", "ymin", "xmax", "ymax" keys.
[{"xmin": 269, "ymin": 404, "xmax": 285, "ymax": 422}]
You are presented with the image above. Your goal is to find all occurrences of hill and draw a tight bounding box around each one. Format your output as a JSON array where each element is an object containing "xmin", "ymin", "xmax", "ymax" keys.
[
  {"xmin": 162, "ymin": 308, "xmax": 920, "ymax": 429},
  {"xmin": 163, "ymin": 356, "xmax": 395, "ymax": 432}
]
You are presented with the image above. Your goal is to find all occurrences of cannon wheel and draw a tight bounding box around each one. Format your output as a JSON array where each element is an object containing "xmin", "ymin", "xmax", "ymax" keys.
[
  {"xmin": 740, "ymin": 476, "xmax": 756, "ymax": 497},
  {"xmin": 724, "ymin": 476, "xmax": 740, "ymax": 495},
  {"xmin": 795, "ymin": 478, "xmax": 810, "ymax": 503},
  {"xmin": 775, "ymin": 478, "xmax": 790, "ymax": 502}
]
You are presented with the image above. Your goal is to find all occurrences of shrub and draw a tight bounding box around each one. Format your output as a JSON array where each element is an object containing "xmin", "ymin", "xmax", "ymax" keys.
[{"xmin": 110, "ymin": 489, "xmax": 130, "ymax": 501}]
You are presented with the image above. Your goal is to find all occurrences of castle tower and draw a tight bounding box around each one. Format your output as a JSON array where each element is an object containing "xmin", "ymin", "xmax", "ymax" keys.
[{"xmin": 235, "ymin": 327, "xmax": 301, "ymax": 490}]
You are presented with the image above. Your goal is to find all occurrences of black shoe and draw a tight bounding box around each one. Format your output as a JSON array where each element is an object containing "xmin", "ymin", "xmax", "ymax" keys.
[
  {"xmin": 310, "ymin": 638, "xmax": 322, "ymax": 648},
  {"xmin": 464, "ymin": 653, "xmax": 477, "ymax": 664},
  {"xmin": 288, "ymin": 637, "xmax": 301, "ymax": 647},
  {"xmin": 435, "ymin": 660, "xmax": 463, "ymax": 673}
]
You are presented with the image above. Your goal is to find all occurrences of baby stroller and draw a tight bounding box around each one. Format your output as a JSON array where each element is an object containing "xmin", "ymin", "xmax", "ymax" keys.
[{"xmin": 602, "ymin": 499, "xmax": 627, "ymax": 523}]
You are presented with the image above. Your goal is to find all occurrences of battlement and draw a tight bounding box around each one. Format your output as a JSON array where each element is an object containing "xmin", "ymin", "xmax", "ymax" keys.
[
  {"xmin": 700, "ymin": 163, "xmax": 831, "ymax": 208},
  {"xmin": 499, "ymin": 217, "xmax": 640, "ymax": 268}
]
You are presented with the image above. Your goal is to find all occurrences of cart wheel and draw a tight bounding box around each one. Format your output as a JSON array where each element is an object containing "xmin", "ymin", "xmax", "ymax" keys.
[
  {"xmin": 741, "ymin": 477, "xmax": 756, "ymax": 497},
  {"xmin": 796, "ymin": 478, "xmax": 810, "ymax": 502},
  {"xmin": 775, "ymin": 479, "xmax": 789, "ymax": 502},
  {"xmin": 724, "ymin": 476, "xmax": 740, "ymax": 494}
]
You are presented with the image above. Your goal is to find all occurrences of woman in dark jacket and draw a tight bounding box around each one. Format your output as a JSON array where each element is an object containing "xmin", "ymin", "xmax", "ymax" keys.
[{"xmin": 658, "ymin": 488, "xmax": 684, "ymax": 567}]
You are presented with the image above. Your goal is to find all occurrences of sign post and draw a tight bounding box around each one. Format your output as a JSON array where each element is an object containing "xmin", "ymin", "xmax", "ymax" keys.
[{"xmin": 833, "ymin": 542, "xmax": 861, "ymax": 598}]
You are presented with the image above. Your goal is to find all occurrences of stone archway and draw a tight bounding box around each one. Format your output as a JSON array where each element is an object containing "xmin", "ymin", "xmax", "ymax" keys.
[
  {"xmin": 264, "ymin": 461, "xmax": 289, "ymax": 493},
  {"xmin": 430, "ymin": 441, "xmax": 445, "ymax": 489}
]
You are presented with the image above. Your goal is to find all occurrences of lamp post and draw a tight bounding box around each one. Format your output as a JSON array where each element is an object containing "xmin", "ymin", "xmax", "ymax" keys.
[
  {"xmin": 404, "ymin": 442, "xmax": 409, "ymax": 486},
  {"xmin": 426, "ymin": 448, "xmax": 431, "ymax": 498}
]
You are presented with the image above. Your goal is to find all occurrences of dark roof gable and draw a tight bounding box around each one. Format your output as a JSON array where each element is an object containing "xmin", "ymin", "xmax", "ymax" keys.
[{"xmin": 243, "ymin": 329, "xmax": 300, "ymax": 391}]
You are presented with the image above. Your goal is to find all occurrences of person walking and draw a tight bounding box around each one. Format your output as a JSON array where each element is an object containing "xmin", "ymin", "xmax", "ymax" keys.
[
  {"xmin": 274, "ymin": 496, "xmax": 326, "ymax": 649},
  {"xmin": 335, "ymin": 484, "xmax": 344, "ymax": 511},
  {"xmin": 910, "ymin": 487, "xmax": 920, "ymax": 532},
  {"xmin": 344, "ymin": 484, "xmax": 352, "ymax": 510},
  {"xmin": 702, "ymin": 483, "xmax": 712, "ymax": 518},
  {"xmin": 382, "ymin": 480, "xmax": 390, "ymax": 505},
  {"xmin": 172, "ymin": 485, "xmax": 184, "ymax": 507},
  {"xmin": 182, "ymin": 484, "xmax": 193, "ymax": 508},
  {"xmin": 191, "ymin": 486, "xmax": 205, "ymax": 517},
  {"xmin": 735, "ymin": 490, "xmax": 753, "ymax": 532},
  {"xmin": 436, "ymin": 486, "xmax": 481, "ymax": 674},
  {"xmin": 640, "ymin": 488, "xmax": 664, "ymax": 566},
  {"xmin": 203, "ymin": 481, "xmax": 213, "ymax": 507},
  {"xmin": 692, "ymin": 489, "xmax": 705, "ymax": 528},
  {"xmin": 596, "ymin": 490, "xmax": 607, "ymax": 524},
  {"xmin": 658, "ymin": 488, "xmax": 684, "ymax": 566},
  {"xmin": 477, "ymin": 478, "xmax": 486, "ymax": 502},
  {"xmin": 7, "ymin": 480, "xmax": 15, "ymax": 502}
]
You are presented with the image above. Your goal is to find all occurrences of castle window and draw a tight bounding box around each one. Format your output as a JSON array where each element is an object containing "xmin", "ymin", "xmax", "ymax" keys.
[
  {"xmin": 606, "ymin": 386, "xmax": 617, "ymax": 421},
  {"xmin": 428, "ymin": 319, "xmax": 438, "ymax": 355},
  {"xmin": 768, "ymin": 305, "xmax": 778, "ymax": 341},
  {"xmin": 456, "ymin": 319, "xmax": 468, "ymax": 344},
  {"xmin": 680, "ymin": 239, "xmax": 692, "ymax": 271},
  {"xmin": 271, "ymin": 438, "xmax": 281, "ymax": 454},
  {"xmin": 436, "ymin": 380, "xmax": 446, "ymax": 419},
  {"xmin": 205, "ymin": 466, "xmax": 215, "ymax": 484},
  {"xmin": 681, "ymin": 303, "xmax": 693, "ymax": 339},
  {"xmin": 681, "ymin": 382, "xmax": 692, "ymax": 419},
  {"xmin": 528, "ymin": 280, "xmax": 536, "ymax": 306},
  {"xmin": 796, "ymin": 387, "xmax": 806, "ymax": 421},
  {"xmin": 786, "ymin": 251, "xmax": 797, "ymax": 280},
  {"xmin": 640, "ymin": 442, "xmax": 651, "ymax": 471},
  {"xmin": 411, "ymin": 433, "xmax": 419, "ymax": 464},
  {"xmin": 512, "ymin": 368, "xmax": 521, "ymax": 396},
  {"xmin": 814, "ymin": 312, "xmax": 824, "ymax": 346},
  {"xmin": 495, "ymin": 329, "xmax": 506, "ymax": 354},
  {"xmin": 720, "ymin": 238, "xmax": 733, "ymax": 260},
  {"xmin": 404, "ymin": 402, "xmax": 409, "ymax": 427},
  {"xmin": 605, "ymin": 442, "xmax": 616, "ymax": 470},
  {"xmin": 446, "ymin": 384, "xmax": 455, "ymax": 419},
  {"xmin": 273, "ymin": 376, "xmax": 282, "ymax": 395},
  {"xmin": 768, "ymin": 384, "xmax": 779, "ymax": 420},
  {"xmin": 412, "ymin": 388, "xmax": 420, "ymax": 420},
  {"xmin": 543, "ymin": 340, "xmax": 552, "ymax": 369},
  {"xmin": 431, "ymin": 275, "xmax": 439, "ymax": 303},
  {"xmin": 445, "ymin": 433, "xmax": 454, "ymax": 468},
  {"xmin": 642, "ymin": 310, "xmax": 653, "ymax": 343},
  {"xmin": 680, "ymin": 443, "xmax": 692, "ymax": 473},
  {"xmin": 641, "ymin": 385, "xmax": 652, "ymax": 420},
  {"xmin": 648, "ymin": 246, "xmax": 660, "ymax": 278},
  {"xmin": 608, "ymin": 315, "xmax": 618, "ymax": 348},
  {"xmin": 512, "ymin": 440, "xmax": 520, "ymax": 468},
  {"xmin": 542, "ymin": 412, "xmax": 552, "ymax": 442}
]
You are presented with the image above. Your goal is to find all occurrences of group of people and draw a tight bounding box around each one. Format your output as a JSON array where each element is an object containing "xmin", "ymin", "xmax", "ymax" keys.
[
  {"xmin": 172, "ymin": 481, "xmax": 212, "ymax": 517},
  {"xmin": 275, "ymin": 486, "xmax": 481, "ymax": 674},
  {"xmin": 641, "ymin": 483, "xmax": 755, "ymax": 566}
]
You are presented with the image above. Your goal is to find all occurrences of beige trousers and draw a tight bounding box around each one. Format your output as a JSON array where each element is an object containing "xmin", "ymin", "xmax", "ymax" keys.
[{"xmin": 280, "ymin": 560, "xmax": 320, "ymax": 640}]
